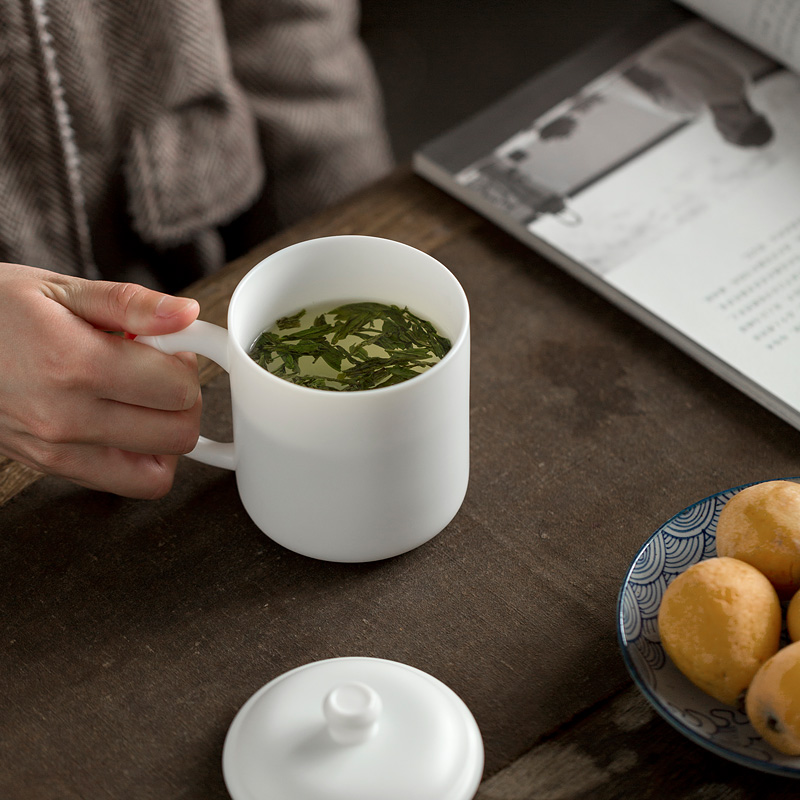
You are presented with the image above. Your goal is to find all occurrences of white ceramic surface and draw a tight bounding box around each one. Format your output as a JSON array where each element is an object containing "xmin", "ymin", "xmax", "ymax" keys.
[
  {"xmin": 222, "ymin": 657, "xmax": 484, "ymax": 800},
  {"xmin": 617, "ymin": 477, "xmax": 800, "ymax": 777},
  {"xmin": 139, "ymin": 236, "xmax": 470, "ymax": 562}
]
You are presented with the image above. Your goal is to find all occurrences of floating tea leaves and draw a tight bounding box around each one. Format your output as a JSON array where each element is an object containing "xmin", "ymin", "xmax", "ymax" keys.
[{"xmin": 248, "ymin": 301, "xmax": 451, "ymax": 391}]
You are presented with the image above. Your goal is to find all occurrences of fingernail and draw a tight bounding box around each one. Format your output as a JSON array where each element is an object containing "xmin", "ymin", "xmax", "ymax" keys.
[{"xmin": 155, "ymin": 296, "xmax": 197, "ymax": 319}]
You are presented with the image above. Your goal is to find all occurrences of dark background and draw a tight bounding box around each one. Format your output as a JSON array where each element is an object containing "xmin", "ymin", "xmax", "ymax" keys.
[{"xmin": 360, "ymin": 0, "xmax": 666, "ymax": 162}]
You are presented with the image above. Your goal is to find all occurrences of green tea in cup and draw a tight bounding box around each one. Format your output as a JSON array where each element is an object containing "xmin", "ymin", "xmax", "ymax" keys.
[
  {"xmin": 248, "ymin": 301, "xmax": 451, "ymax": 391},
  {"xmin": 137, "ymin": 235, "xmax": 470, "ymax": 562}
]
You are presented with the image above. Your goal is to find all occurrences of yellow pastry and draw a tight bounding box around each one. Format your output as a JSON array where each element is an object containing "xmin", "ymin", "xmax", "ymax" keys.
[
  {"xmin": 658, "ymin": 556, "xmax": 781, "ymax": 705},
  {"xmin": 716, "ymin": 480, "xmax": 800, "ymax": 600},
  {"xmin": 746, "ymin": 640, "xmax": 800, "ymax": 755}
]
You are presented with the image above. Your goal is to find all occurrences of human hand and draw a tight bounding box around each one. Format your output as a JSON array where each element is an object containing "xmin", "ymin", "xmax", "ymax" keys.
[{"xmin": 0, "ymin": 263, "xmax": 202, "ymax": 498}]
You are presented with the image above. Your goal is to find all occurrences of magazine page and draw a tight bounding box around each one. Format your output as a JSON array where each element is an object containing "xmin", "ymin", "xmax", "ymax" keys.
[
  {"xmin": 445, "ymin": 20, "xmax": 800, "ymax": 423},
  {"xmin": 606, "ymin": 155, "xmax": 800, "ymax": 413},
  {"xmin": 677, "ymin": 0, "xmax": 800, "ymax": 74}
]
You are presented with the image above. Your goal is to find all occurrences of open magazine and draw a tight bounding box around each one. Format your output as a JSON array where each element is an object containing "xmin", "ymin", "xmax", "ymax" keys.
[{"xmin": 413, "ymin": 0, "xmax": 800, "ymax": 431}]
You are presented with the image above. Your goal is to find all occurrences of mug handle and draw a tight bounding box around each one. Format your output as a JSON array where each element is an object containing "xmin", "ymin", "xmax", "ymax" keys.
[{"xmin": 137, "ymin": 320, "xmax": 236, "ymax": 470}]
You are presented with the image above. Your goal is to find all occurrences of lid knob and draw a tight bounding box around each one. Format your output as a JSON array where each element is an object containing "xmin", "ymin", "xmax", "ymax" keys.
[{"xmin": 322, "ymin": 681, "xmax": 382, "ymax": 745}]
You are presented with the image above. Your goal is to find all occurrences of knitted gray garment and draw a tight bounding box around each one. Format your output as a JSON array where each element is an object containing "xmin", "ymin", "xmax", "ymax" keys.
[{"xmin": 0, "ymin": 0, "xmax": 392, "ymax": 288}]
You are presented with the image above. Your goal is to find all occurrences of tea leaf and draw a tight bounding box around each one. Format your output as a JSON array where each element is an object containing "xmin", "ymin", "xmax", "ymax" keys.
[
  {"xmin": 276, "ymin": 309, "xmax": 305, "ymax": 330},
  {"xmin": 248, "ymin": 302, "xmax": 451, "ymax": 391}
]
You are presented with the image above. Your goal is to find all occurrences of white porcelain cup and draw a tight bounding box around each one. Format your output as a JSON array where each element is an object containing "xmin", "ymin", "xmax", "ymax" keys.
[{"xmin": 139, "ymin": 236, "xmax": 470, "ymax": 562}]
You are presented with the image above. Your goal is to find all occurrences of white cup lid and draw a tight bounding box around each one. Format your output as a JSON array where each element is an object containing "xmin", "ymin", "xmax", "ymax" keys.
[{"xmin": 222, "ymin": 657, "xmax": 484, "ymax": 800}]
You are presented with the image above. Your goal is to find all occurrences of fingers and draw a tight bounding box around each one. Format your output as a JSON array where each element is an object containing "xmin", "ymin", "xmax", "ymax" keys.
[
  {"xmin": 82, "ymin": 332, "xmax": 201, "ymax": 411},
  {"xmin": 86, "ymin": 452, "xmax": 181, "ymax": 499},
  {"xmin": 41, "ymin": 274, "xmax": 200, "ymax": 336},
  {"xmin": 93, "ymin": 393, "xmax": 202, "ymax": 454},
  {"xmin": 9, "ymin": 384, "xmax": 202, "ymax": 454},
  {"xmin": 0, "ymin": 403, "xmax": 199, "ymax": 499},
  {"xmin": 12, "ymin": 444, "xmax": 183, "ymax": 500},
  {"xmin": 0, "ymin": 263, "xmax": 205, "ymax": 499}
]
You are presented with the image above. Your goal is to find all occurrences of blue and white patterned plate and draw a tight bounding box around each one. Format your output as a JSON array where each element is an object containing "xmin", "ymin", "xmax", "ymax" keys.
[{"xmin": 617, "ymin": 478, "xmax": 800, "ymax": 777}]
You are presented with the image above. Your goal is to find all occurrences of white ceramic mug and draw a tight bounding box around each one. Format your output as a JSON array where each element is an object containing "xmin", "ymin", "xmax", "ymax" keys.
[{"xmin": 139, "ymin": 236, "xmax": 470, "ymax": 562}]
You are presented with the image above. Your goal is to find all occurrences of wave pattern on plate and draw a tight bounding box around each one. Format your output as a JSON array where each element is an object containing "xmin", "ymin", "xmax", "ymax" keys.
[
  {"xmin": 630, "ymin": 538, "xmax": 665, "ymax": 584},
  {"xmin": 632, "ymin": 574, "xmax": 666, "ymax": 619},
  {"xmin": 617, "ymin": 479, "xmax": 800, "ymax": 777},
  {"xmin": 667, "ymin": 701, "xmax": 773, "ymax": 760}
]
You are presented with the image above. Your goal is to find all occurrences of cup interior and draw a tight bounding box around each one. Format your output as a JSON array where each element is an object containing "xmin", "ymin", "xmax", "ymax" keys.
[{"xmin": 229, "ymin": 236, "xmax": 468, "ymax": 358}]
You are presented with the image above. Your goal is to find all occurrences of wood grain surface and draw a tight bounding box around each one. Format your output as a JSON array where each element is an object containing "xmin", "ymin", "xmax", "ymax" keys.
[{"xmin": 4, "ymin": 168, "xmax": 800, "ymax": 799}]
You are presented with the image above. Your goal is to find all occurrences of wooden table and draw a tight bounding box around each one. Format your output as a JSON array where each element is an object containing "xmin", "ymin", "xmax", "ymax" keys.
[{"xmin": 3, "ymin": 167, "xmax": 800, "ymax": 799}]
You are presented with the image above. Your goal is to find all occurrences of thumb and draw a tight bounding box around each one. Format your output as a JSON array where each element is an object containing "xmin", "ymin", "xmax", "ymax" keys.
[{"xmin": 49, "ymin": 277, "xmax": 200, "ymax": 335}]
